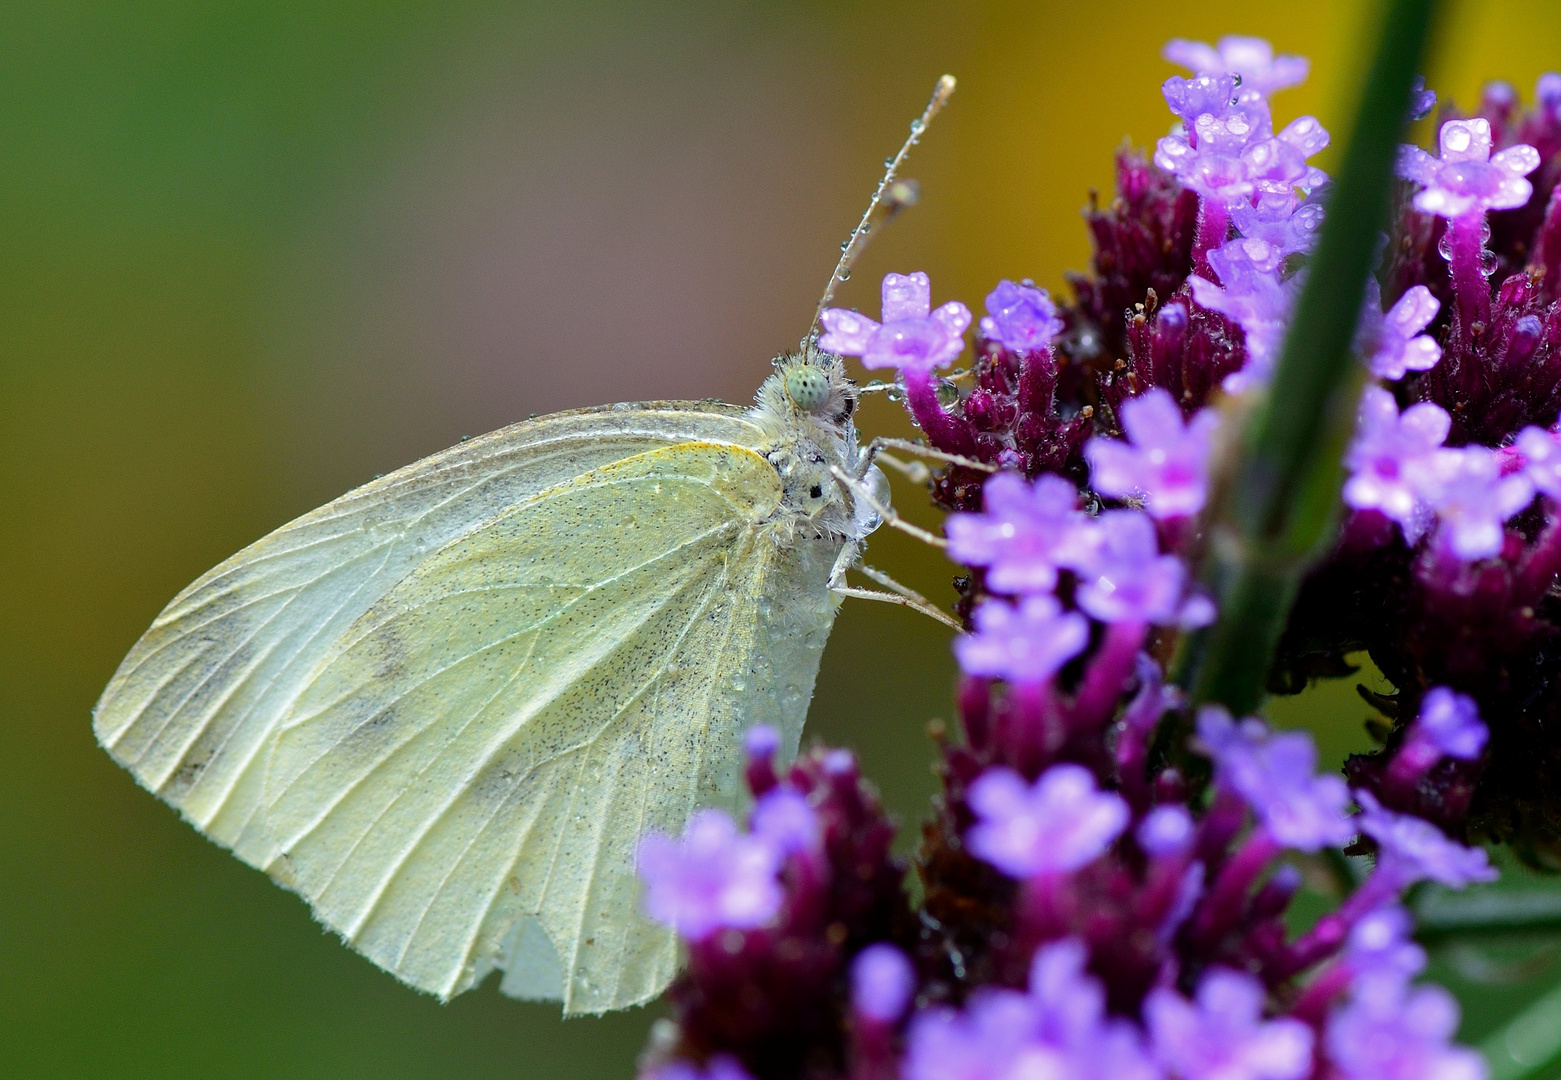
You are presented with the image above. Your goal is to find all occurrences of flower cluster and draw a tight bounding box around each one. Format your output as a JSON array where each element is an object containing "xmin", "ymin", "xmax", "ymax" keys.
[{"xmin": 633, "ymin": 32, "xmax": 1561, "ymax": 1080}]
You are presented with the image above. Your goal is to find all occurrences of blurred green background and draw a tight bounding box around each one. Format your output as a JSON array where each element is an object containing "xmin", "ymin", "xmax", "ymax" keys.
[{"xmin": 4, "ymin": 1, "xmax": 1561, "ymax": 1076}]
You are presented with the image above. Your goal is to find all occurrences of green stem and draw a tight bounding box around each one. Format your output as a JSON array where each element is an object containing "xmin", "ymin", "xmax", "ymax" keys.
[
  {"xmin": 1482, "ymin": 977, "xmax": 1561, "ymax": 1080},
  {"xmin": 1180, "ymin": 0, "xmax": 1442, "ymax": 713},
  {"xmin": 1414, "ymin": 887, "xmax": 1561, "ymax": 940}
]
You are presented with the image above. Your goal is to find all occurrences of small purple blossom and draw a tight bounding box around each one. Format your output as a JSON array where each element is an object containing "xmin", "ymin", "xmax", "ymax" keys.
[
  {"xmin": 946, "ymin": 472, "xmax": 1087, "ymax": 594},
  {"xmin": 1229, "ymin": 191, "xmax": 1325, "ymax": 263},
  {"xmin": 966, "ymin": 764, "xmax": 1130, "ymax": 878},
  {"xmin": 1421, "ymin": 444, "xmax": 1535, "ymax": 560},
  {"xmin": 852, "ymin": 943, "xmax": 917, "ymax": 1023},
  {"xmin": 1516, "ymin": 425, "xmax": 1561, "ymax": 500},
  {"xmin": 1197, "ymin": 709, "xmax": 1355, "ymax": 851},
  {"xmin": 637, "ymin": 809, "xmax": 783, "ymax": 940},
  {"xmin": 750, "ymin": 787, "xmax": 821, "ymax": 855},
  {"xmin": 1396, "ymin": 118, "xmax": 1542, "ymax": 219},
  {"xmin": 1071, "ymin": 509, "xmax": 1213, "ymax": 627},
  {"xmin": 1138, "ymin": 804, "xmax": 1196, "ymax": 857},
  {"xmin": 903, "ymin": 991, "xmax": 1037, "ymax": 1080},
  {"xmin": 819, "ymin": 271, "xmax": 971, "ymax": 373},
  {"xmin": 1325, "ymin": 978, "xmax": 1486, "ymax": 1080},
  {"xmin": 1408, "ymin": 76, "xmax": 1437, "ymax": 122},
  {"xmin": 1343, "ymin": 387, "xmax": 1451, "ymax": 533},
  {"xmin": 1086, "ymin": 388, "xmax": 1219, "ymax": 518},
  {"xmin": 979, "ymin": 280, "xmax": 1064, "ymax": 352},
  {"xmin": 1189, "ymin": 240, "xmax": 1298, "ymax": 385},
  {"xmin": 1361, "ymin": 283, "xmax": 1442, "ymax": 380},
  {"xmin": 1162, "ymin": 35, "xmax": 1310, "ymax": 95},
  {"xmin": 1355, "ymin": 790, "xmax": 1497, "ymax": 890},
  {"xmin": 954, "ymin": 595, "xmax": 1089, "ymax": 684},
  {"xmin": 1145, "ymin": 968, "xmax": 1314, "ymax": 1080},
  {"xmin": 1346, "ymin": 904, "xmax": 1427, "ymax": 988},
  {"xmin": 1413, "ymin": 687, "xmax": 1488, "ymax": 761},
  {"xmin": 648, "ymin": 1056, "xmax": 757, "ymax": 1080}
]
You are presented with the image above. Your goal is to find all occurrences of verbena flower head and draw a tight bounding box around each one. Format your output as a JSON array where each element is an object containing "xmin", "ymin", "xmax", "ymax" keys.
[
  {"xmin": 955, "ymin": 595, "xmax": 1090, "ymax": 684},
  {"xmin": 1071, "ymin": 509, "xmax": 1214, "ymax": 627},
  {"xmin": 1197, "ymin": 709, "xmax": 1354, "ymax": 851},
  {"xmin": 1145, "ymin": 968, "xmax": 1314, "ymax": 1080},
  {"xmin": 1413, "ymin": 687, "xmax": 1488, "ymax": 761},
  {"xmin": 946, "ymin": 472, "xmax": 1087, "ymax": 594},
  {"xmin": 1163, "ymin": 35, "xmax": 1310, "ymax": 95},
  {"xmin": 1396, "ymin": 118, "xmax": 1542, "ymax": 218},
  {"xmin": 1343, "ymin": 387, "xmax": 1451, "ymax": 532},
  {"xmin": 980, "ymin": 279, "xmax": 1064, "ymax": 352},
  {"xmin": 852, "ymin": 943, "xmax": 916, "ymax": 1023},
  {"xmin": 966, "ymin": 763, "xmax": 1129, "ymax": 878},
  {"xmin": 1086, "ymin": 388, "xmax": 1219, "ymax": 518},
  {"xmin": 1516, "ymin": 424, "xmax": 1561, "ymax": 500},
  {"xmin": 1361, "ymin": 283, "xmax": 1443, "ymax": 380},
  {"xmin": 1420, "ymin": 444, "xmax": 1534, "ymax": 560},
  {"xmin": 1325, "ymin": 978, "xmax": 1486, "ymax": 1080},
  {"xmin": 1355, "ymin": 790, "xmax": 1497, "ymax": 889},
  {"xmin": 819, "ymin": 271, "xmax": 972, "ymax": 373},
  {"xmin": 637, "ymin": 809, "xmax": 783, "ymax": 940}
]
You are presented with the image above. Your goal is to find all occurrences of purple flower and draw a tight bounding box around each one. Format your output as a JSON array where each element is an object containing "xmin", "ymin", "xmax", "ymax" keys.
[
  {"xmin": 1516, "ymin": 425, "xmax": 1561, "ymax": 500},
  {"xmin": 980, "ymin": 280, "xmax": 1064, "ymax": 352},
  {"xmin": 648, "ymin": 1056, "xmax": 756, "ymax": 1080},
  {"xmin": 1189, "ymin": 241, "xmax": 1299, "ymax": 385},
  {"xmin": 1071, "ymin": 509, "xmax": 1213, "ymax": 627},
  {"xmin": 1539, "ymin": 72, "xmax": 1561, "ymax": 118},
  {"xmin": 819, "ymin": 271, "xmax": 971, "ymax": 373},
  {"xmin": 1197, "ymin": 709, "xmax": 1355, "ymax": 851},
  {"xmin": 1086, "ymin": 388, "xmax": 1219, "ymax": 518},
  {"xmin": 1409, "ymin": 76, "xmax": 1438, "ymax": 122},
  {"xmin": 1361, "ymin": 283, "xmax": 1442, "ymax": 380},
  {"xmin": 946, "ymin": 472, "xmax": 1087, "ymax": 594},
  {"xmin": 1229, "ymin": 191, "xmax": 1325, "ymax": 263},
  {"xmin": 1346, "ymin": 904, "xmax": 1427, "ymax": 988},
  {"xmin": 1325, "ymin": 978, "xmax": 1486, "ymax": 1080},
  {"xmin": 1155, "ymin": 85, "xmax": 1274, "ymax": 206},
  {"xmin": 1413, "ymin": 687, "xmax": 1488, "ymax": 761},
  {"xmin": 1138, "ymin": 804, "xmax": 1197, "ymax": 857},
  {"xmin": 637, "ymin": 809, "xmax": 783, "ymax": 940},
  {"xmin": 906, "ymin": 939, "xmax": 1158, "ymax": 1080},
  {"xmin": 966, "ymin": 764, "xmax": 1130, "ymax": 878},
  {"xmin": 1145, "ymin": 968, "xmax": 1314, "ymax": 1080},
  {"xmin": 1355, "ymin": 790, "xmax": 1497, "ymax": 890},
  {"xmin": 1343, "ymin": 387, "xmax": 1451, "ymax": 533},
  {"xmin": 1396, "ymin": 118, "xmax": 1542, "ymax": 218},
  {"xmin": 852, "ymin": 943, "xmax": 917, "ymax": 1023},
  {"xmin": 1162, "ymin": 35, "xmax": 1310, "ymax": 95},
  {"xmin": 1421, "ymin": 445, "xmax": 1534, "ymax": 560},
  {"xmin": 954, "ymin": 595, "xmax": 1090, "ymax": 684},
  {"xmin": 750, "ymin": 787, "xmax": 821, "ymax": 855}
]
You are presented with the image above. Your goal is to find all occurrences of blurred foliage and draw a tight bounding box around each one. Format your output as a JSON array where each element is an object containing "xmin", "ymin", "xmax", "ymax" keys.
[{"xmin": 4, "ymin": 1, "xmax": 1561, "ymax": 1077}]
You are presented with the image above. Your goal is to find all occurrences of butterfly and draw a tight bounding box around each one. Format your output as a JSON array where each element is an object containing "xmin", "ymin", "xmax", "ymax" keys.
[{"xmin": 92, "ymin": 77, "xmax": 965, "ymax": 1016}]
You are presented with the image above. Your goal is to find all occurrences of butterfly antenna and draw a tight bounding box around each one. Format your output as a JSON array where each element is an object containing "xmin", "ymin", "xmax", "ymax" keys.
[{"xmin": 802, "ymin": 74, "xmax": 957, "ymax": 353}]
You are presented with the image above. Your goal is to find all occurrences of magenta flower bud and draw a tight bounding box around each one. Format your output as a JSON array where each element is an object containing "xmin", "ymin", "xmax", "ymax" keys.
[
  {"xmin": 1137, "ymin": 804, "xmax": 1196, "ymax": 858},
  {"xmin": 1413, "ymin": 687, "xmax": 1488, "ymax": 761},
  {"xmin": 750, "ymin": 788, "xmax": 820, "ymax": 856},
  {"xmin": 851, "ymin": 943, "xmax": 917, "ymax": 1023}
]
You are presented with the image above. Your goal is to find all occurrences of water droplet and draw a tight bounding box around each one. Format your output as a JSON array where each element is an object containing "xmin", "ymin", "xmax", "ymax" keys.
[
  {"xmin": 840, "ymin": 239, "xmax": 852, "ymax": 251},
  {"xmin": 909, "ymin": 118, "xmax": 925, "ymax": 134},
  {"xmin": 839, "ymin": 268, "xmax": 851, "ymax": 280}
]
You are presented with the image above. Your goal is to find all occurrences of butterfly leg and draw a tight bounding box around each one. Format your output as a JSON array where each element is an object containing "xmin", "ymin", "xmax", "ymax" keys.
[
  {"xmin": 828, "ymin": 555, "xmax": 962, "ymax": 631},
  {"xmin": 828, "ymin": 464, "xmax": 946, "ymax": 550},
  {"xmin": 855, "ymin": 436, "xmax": 997, "ymax": 479}
]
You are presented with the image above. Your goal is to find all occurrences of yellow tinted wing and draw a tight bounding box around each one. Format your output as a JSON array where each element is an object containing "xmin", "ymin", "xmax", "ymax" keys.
[
  {"xmin": 259, "ymin": 442, "xmax": 840, "ymax": 1012},
  {"xmin": 93, "ymin": 403, "xmax": 761, "ymax": 864}
]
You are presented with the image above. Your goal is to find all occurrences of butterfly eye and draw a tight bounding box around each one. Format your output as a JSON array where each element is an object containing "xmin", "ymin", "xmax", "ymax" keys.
[
  {"xmin": 809, "ymin": 484, "xmax": 823, "ymax": 499},
  {"xmin": 785, "ymin": 366, "xmax": 831, "ymax": 413}
]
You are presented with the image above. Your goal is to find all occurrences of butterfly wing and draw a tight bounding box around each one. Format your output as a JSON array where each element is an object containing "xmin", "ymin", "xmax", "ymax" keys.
[
  {"xmin": 93, "ymin": 402, "xmax": 761, "ymax": 864},
  {"xmin": 259, "ymin": 442, "xmax": 842, "ymax": 1012}
]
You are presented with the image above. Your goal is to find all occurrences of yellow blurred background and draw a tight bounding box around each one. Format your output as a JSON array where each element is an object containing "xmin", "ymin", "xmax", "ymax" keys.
[{"xmin": 3, "ymin": 1, "xmax": 1559, "ymax": 1076}]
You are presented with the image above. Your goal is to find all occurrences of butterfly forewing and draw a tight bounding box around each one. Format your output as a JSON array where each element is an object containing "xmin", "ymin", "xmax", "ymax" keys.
[{"xmin": 94, "ymin": 412, "xmax": 845, "ymax": 1015}]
